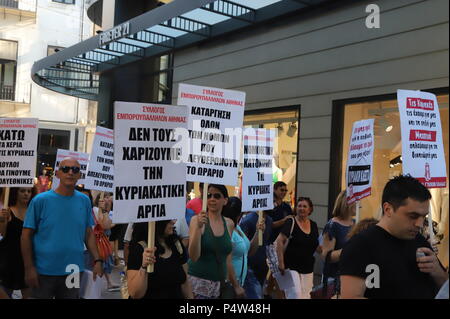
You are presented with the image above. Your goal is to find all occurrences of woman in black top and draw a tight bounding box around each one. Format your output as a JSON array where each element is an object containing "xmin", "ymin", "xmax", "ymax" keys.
[
  {"xmin": 0, "ymin": 187, "xmax": 36, "ymax": 298},
  {"xmin": 276, "ymin": 197, "xmax": 320, "ymax": 299},
  {"xmin": 127, "ymin": 220, "xmax": 193, "ymax": 299}
]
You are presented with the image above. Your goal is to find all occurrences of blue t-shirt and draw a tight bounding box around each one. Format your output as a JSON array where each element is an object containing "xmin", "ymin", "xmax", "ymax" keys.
[
  {"xmin": 231, "ymin": 225, "xmax": 251, "ymax": 286},
  {"xmin": 239, "ymin": 212, "xmax": 273, "ymax": 284},
  {"xmin": 23, "ymin": 190, "xmax": 94, "ymax": 276}
]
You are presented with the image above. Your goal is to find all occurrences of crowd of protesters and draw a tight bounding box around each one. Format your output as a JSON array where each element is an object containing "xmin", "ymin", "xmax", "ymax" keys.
[{"xmin": 0, "ymin": 159, "xmax": 448, "ymax": 299}]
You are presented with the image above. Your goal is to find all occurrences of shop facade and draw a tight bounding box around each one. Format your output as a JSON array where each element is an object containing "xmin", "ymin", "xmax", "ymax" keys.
[{"xmin": 170, "ymin": 0, "xmax": 449, "ymax": 265}]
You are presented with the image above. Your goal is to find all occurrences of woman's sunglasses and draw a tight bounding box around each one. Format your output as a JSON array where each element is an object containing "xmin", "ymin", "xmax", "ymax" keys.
[
  {"xmin": 207, "ymin": 193, "xmax": 223, "ymax": 199},
  {"xmin": 60, "ymin": 166, "xmax": 81, "ymax": 174}
]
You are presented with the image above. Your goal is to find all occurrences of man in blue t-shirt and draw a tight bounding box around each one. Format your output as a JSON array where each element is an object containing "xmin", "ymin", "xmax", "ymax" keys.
[{"xmin": 22, "ymin": 157, "xmax": 104, "ymax": 299}]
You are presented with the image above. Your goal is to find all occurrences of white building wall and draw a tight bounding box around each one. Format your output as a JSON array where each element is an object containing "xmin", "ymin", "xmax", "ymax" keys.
[{"xmin": 1, "ymin": 0, "xmax": 93, "ymax": 147}]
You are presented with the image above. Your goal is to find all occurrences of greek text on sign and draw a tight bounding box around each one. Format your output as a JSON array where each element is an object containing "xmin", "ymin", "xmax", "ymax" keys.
[
  {"xmin": 397, "ymin": 90, "xmax": 447, "ymax": 188},
  {"xmin": 113, "ymin": 101, "xmax": 187, "ymax": 224},
  {"xmin": 99, "ymin": 22, "xmax": 130, "ymax": 46},
  {"xmin": 346, "ymin": 119, "xmax": 375, "ymax": 204},
  {"xmin": 242, "ymin": 128, "xmax": 275, "ymax": 211},
  {"xmin": 177, "ymin": 83, "xmax": 246, "ymax": 186},
  {"xmin": 84, "ymin": 126, "xmax": 115, "ymax": 192},
  {"xmin": 0, "ymin": 118, "xmax": 38, "ymax": 187}
]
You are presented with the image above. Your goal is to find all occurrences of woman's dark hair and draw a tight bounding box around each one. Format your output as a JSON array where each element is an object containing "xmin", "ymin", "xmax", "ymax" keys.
[
  {"xmin": 297, "ymin": 197, "xmax": 314, "ymax": 214},
  {"xmin": 222, "ymin": 196, "xmax": 242, "ymax": 225},
  {"xmin": 208, "ymin": 184, "xmax": 229, "ymax": 199},
  {"xmin": 382, "ymin": 175, "xmax": 431, "ymax": 211},
  {"xmin": 131, "ymin": 221, "xmax": 181, "ymax": 256},
  {"xmin": 93, "ymin": 191, "xmax": 113, "ymax": 210},
  {"xmin": 8, "ymin": 187, "xmax": 37, "ymax": 207},
  {"xmin": 347, "ymin": 218, "xmax": 378, "ymax": 239}
]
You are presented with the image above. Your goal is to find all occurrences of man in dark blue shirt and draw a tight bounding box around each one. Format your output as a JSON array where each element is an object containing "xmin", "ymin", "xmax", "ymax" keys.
[{"xmin": 267, "ymin": 182, "xmax": 293, "ymax": 244}]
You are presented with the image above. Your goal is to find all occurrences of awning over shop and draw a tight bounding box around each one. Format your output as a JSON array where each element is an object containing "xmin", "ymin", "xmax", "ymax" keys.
[{"xmin": 31, "ymin": 0, "xmax": 334, "ymax": 101}]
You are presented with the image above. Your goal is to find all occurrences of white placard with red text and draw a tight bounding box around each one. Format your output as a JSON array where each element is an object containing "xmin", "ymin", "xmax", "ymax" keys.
[
  {"xmin": 113, "ymin": 101, "xmax": 187, "ymax": 224},
  {"xmin": 0, "ymin": 118, "xmax": 39, "ymax": 187},
  {"xmin": 346, "ymin": 119, "xmax": 375, "ymax": 204},
  {"xmin": 177, "ymin": 83, "xmax": 245, "ymax": 186},
  {"xmin": 52, "ymin": 149, "xmax": 89, "ymax": 190},
  {"xmin": 84, "ymin": 126, "xmax": 114, "ymax": 192},
  {"xmin": 241, "ymin": 128, "xmax": 275, "ymax": 211},
  {"xmin": 397, "ymin": 90, "xmax": 447, "ymax": 188}
]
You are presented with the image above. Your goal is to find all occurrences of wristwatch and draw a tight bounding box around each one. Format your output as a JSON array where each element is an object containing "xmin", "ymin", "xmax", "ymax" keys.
[{"xmin": 94, "ymin": 259, "xmax": 104, "ymax": 264}]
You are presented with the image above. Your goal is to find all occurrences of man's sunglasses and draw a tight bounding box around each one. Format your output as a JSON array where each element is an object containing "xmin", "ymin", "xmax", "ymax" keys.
[
  {"xmin": 207, "ymin": 193, "xmax": 223, "ymax": 199},
  {"xmin": 60, "ymin": 166, "xmax": 81, "ymax": 174}
]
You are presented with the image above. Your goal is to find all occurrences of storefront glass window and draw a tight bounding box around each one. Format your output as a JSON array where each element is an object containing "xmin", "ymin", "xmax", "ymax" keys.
[{"xmin": 341, "ymin": 94, "xmax": 449, "ymax": 267}]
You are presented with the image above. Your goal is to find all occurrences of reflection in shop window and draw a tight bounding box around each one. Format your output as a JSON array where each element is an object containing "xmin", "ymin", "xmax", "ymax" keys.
[{"xmin": 341, "ymin": 94, "xmax": 449, "ymax": 268}]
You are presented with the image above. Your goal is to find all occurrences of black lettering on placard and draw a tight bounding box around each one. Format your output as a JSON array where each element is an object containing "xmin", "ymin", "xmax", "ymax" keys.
[
  {"xmin": 6, "ymin": 150, "xmax": 34, "ymax": 156},
  {"xmin": 122, "ymin": 147, "xmax": 181, "ymax": 161},
  {"xmin": 104, "ymin": 150, "xmax": 113, "ymax": 157},
  {"xmin": 248, "ymin": 185, "xmax": 271, "ymax": 195},
  {"xmin": 197, "ymin": 167, "xmax": 224, "ymax": 178},
  {"xmin": 102, "ymin": 166, "xmax": 111, "ymax": 172},
  {"xmin": 347, "ymin": 165, "xmax": 371, "ymax": 186},
  {"xmin": 143, "ymin": 166, "xmax": 163, "ymax": 180},
  {"xmin": 100, "ymin": 141, "xmax": 113, "ymax": 149},
  {"xmin": 200, "ymin": 120, "xmax": 220, "ymax": 129},
  {"xmin": 257, "ymin": 172, "xmax": 264, "ymax": 181},
  {"xmin": 129, "ymin": 127, "xmax": 152, "ymax": 141},
  {"xmin": 201, "ymin": 144, "xmax": 215, "ymax": 153},
  {"xmin": 137, "ymin": 204, "xmax": 166, "ymax": 219},
  {"xmin": 97, "ymin": 156, "xmax": 105, "ymax": 163},
  {"xmin": 152, "ymin": 128, "xmax": 176, "ymax": 142},
  {"xmin": 0, "ymin": 162, "xmax": 19, "ymax": 168},
  {"xmin": 244, "ymin": 146, "xmax": 273, "ymax": 155},
  {"xmin": 115, "ymin": 184, "xmax": 184, "ymax": 200},
  {"xmin": 0, "ymin": 130, "xmax": 25, "ymax": 141},
  {"xmin": 252, "ymin": 198, "xmax": 268, "ymax": 209}
]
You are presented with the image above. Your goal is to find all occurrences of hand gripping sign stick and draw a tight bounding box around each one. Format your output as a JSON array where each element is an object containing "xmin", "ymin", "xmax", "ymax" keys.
[
  {"xmin": 258, "ymin": 211, "xmax": 263, "ymax": 246},
  {"xmin": 147, "ymin": 221, "xmax": 156, "ymax": 273},
  {"xmin": 428, "ymin": 202, "xmax": 437, "ymax": 252},
  {"xmin": 202, "ymin": 183, "xmax": 209, "ymax": 214}
]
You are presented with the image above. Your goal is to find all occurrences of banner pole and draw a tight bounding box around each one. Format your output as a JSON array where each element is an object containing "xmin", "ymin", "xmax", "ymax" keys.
[
  {"xmin": 355, "ymin": 200, "xmax": 360, "ymax": 224},
  {"xmin": 3, "ymin": 187, "xmax": 10, "ymax": 209},
  {"xmin": 202, "ymin": 183, "xmax": 208, "ymax": 212},
  {"xmin": 147, "ymin": 221, "xmax": 155, "ymax": 273},
  {"xmin": 428, "ymin": 202, "xmax": 436, "ymax": 251},
  {"xmin": 258, "ymin": 211, "xmax": 263, "ymax": 246}
]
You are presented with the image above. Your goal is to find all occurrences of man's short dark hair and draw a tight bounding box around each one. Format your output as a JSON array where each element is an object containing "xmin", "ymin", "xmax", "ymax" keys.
[
  {"xmin": 274, "ymin": 181, "xmax": 287, "ymax": 190},
  {"xmin": 382, "ymin": 175, "xmax": 431, "ymax": 211}
]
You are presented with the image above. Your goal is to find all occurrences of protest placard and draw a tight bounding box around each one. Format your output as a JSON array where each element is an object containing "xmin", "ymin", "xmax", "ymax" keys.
[
  {"xmin": 346, "ymin": 119, "xmax": 375, "ymax": 204},
  {"xmin": 52, "ymin": 149, "xmax": 89, "ymax": 190},
  {"xmin": 0, "ymin": 118, "xmax": 39, "ymax": 188},
  {"xmin": 84, "ymin": 126, "xmax": 114, "ymax": 192},
  {"xmin": 113, "ymin": 101, "xmax": 188, "ymax": 224},
  {"xmin": 241, "ymin": 128, "xmax": 275, "ymax": 211},
  {"xmin": 397, "ymin": 90, "xmax": 447, "ymax": 188},
  {"xmin": 177, "ymin": 83, "xmax": 245, "ymax": 186}
]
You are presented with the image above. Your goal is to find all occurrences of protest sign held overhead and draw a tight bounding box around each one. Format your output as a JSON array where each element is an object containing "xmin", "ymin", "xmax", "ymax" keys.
[
  {"xmin": 84, "ymin": 126, "xmax": 114, "ymax": 192},
  {"xmin": 52, "ymin": 149, "xmax": 89, "ymax": 190},
  {"xmin": 113, "ymin": 101, "xmax": 188, "ymax": 224},
  {"xmin": 177, "ymin": 83, "xmax": 245, "ymax": 186},
  {"xmin": 397, "ymin": 90, "xmax": 447, "ymax": 188},
  {"xmin": 0, "ymin": 118, "xmax": 39, "ymax": 187},
  {"xmin": 346, "ymin": 119, "xmax": 375, "ymax": 204},
  {"xmin": 241, "ymin": 128, "xmax": 275, "ymax": 211}
]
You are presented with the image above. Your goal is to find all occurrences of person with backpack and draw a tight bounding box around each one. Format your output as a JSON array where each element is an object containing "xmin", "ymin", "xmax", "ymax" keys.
[{"xmin": 275, "ymin": 197, "xmax": 320, "ymax": 299}]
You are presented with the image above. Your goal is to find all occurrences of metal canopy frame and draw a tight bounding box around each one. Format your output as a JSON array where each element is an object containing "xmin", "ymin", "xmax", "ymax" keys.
[{"xmin": 32, "ymin": 0, "xmax": 333, "ymax": 101}]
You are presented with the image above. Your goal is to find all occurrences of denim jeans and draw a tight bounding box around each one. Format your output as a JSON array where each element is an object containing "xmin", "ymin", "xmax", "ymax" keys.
[{"xmin": 243, "ymin": 269, "xmax": 263, "ymax": 299}]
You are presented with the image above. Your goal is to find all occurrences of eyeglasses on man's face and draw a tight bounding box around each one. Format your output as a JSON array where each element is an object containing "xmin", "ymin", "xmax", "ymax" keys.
[{"xmin": 59, "ymin": 166, "xmax": 81, "ymax": 174}]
